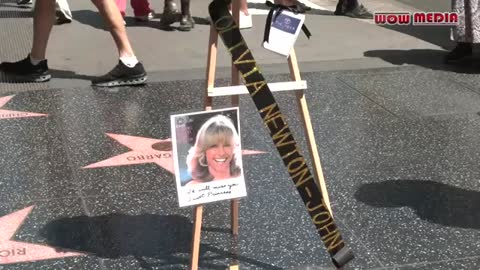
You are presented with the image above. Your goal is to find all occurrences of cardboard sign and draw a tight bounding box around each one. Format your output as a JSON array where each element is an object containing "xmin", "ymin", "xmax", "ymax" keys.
[
  {"xmin": 171, "ymin": 107, "xmax": 247, "ymax": 207},
  {"xmin": 263, "ymin": 10, "xmax": 305, "ymax": 56}
]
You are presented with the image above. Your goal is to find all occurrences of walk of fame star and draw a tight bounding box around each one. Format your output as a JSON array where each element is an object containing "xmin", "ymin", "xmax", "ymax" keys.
[
  {"xmin": 0, "ymin": 205, "xmax": 83, "ymax": 265},
  {"xmin": 82, "ymin": 133, "xmax": 265, "ymax": 172},
  {"xmin": 0, "ymin": 95, "xmax": 47, "ymax": 119}
]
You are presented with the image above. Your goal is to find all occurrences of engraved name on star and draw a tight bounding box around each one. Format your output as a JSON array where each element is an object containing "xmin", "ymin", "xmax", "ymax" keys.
[
  {"xmin": 0, "ymin": 95, "xmax": 47, "ymax": 119},
  {"xmin": 0, "ymin": 205, "xmax": 83, "ymax": 265},
  {"xmin": 82, "ymin": 133, "xmax": 264, "ymax": 173}
]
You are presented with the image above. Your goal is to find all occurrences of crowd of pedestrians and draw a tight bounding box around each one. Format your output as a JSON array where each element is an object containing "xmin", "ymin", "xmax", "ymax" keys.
[{"xmin": 0, "ymin": 0, "xmax": 477, "ymax": 87}]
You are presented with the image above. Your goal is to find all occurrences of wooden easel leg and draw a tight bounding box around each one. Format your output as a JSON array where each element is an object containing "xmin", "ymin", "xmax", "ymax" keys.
[
  {"xmin": 230, "ymin": 200, "xmax": 239, "ymax": 235},
  {"xmin": 230, "ymin": 0, "xmax": 241, "ymax": 107},
  {"xmin": 230, "ymin": 0, "xmax": 241, "ymax": 236},
  {"xmin": 189, "ymin": 205, "xmax": 204, "ymax": 270},
  {"xmin": 205, "ymin": 23, "xmax": 218, "ymax": 111},
  {"xmin": 228, "ymin": 234, "xmax": 240, "ymax": 269},
  {"xmin": 287, "ymin": 48, "xmax": 333, "ymax": 214}
]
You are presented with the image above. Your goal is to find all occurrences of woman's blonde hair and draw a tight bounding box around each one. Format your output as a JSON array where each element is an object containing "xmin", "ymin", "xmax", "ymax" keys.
[{"xmin": 186, "ymin": 114, "xmax": 241, "ymax": 182}]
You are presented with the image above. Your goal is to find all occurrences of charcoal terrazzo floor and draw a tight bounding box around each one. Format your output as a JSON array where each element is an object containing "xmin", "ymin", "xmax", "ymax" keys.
[{"xmin": 0, "ymin": 67, "xmax": 479, "ymax": 270}]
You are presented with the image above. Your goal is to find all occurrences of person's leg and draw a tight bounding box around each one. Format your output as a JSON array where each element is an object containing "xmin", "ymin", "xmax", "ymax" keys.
[
  {"xmin": 180, "ymin": 0, "xmax": 190, "ymax": 16},
  {"xmin": 91, "ymin": 0, "xmax": 134, "ymax": 58},
  {"xmin": 0, "ymin": 0, "xmax": 54, "ymax": 82},
  {"xmin": 115, "ymin": 0, "xmax": 127, "ymax": 17},
  {"xmin": 178, "ymin": 0, "xmax": 194, "ymax": 30},
  {"xmin": 31, "ymin": 0, "xmax": 56, "ymax": 60},
  {"xmin": 445, "ymin": 0, "xmax": 473, "ymax": 63},
  {"xmin": 55, "ymin": 0, "xmax": 73, "ymax": 25},
  {"xmin": 334, "ymin": 0, "xmax": 372, "ymax": 18},
  {"xmin": 131, "ymin": 0, "xmax": 153, "ymax": 21},
  {"xmin": 229, "ymin": 0, "xmax": 251, "ymax": 29},
  {"xmin": 90, "ymin": 0, "xmax": 147, "ymax": 86},
  {"xmin": 161, "ymin": 0, "xmax": 179, "ymax": 26},
  {"xmin": 228, "ymin": 0, "xmax": 248, "ymax": 14},
  {"xmin": 239, "ymin": 0, "xmax": 248, "ymax": 15}
]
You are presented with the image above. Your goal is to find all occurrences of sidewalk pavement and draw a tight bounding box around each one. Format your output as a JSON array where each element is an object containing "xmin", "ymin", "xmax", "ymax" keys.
[
  {"xmin": 0, "ymin": 1, "xmax": 479, "ymax": 269},
  {"xmin": 0, "ymin": 0, "xmax": 455, "ymax": 92}
]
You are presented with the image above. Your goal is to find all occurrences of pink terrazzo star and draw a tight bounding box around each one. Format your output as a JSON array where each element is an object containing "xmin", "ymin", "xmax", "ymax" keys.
[
  {"xmin": 83, "ymin": 133, "xmax": 264, "ymax": 173},
  {"xmin": 0, "ymin": 95, "xmax": 47, "ymax": 119},
  {"xmin": 0, "ymin": 205, "xmax": 83, "ymax": 265}
]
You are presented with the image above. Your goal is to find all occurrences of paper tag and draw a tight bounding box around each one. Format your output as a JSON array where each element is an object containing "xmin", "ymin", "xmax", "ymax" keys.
[{"xmin": 263, "ymin": 10, "xmax": 305, "ymax": 56}]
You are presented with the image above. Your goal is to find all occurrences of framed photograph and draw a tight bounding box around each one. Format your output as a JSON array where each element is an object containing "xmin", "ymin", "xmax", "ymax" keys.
[{"xmin": 170, "ymin": 107, "xmax": 247, "ymax": 207}]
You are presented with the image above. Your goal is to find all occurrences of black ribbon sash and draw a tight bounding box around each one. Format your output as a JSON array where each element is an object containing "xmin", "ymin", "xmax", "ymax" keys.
[
  {"xmin": 208, "ymin": 0, "xmax": 354, "ymax": 268},
  {"xmin": 263, "ymin": 1, "xmax": 312, "ymax": 43}
]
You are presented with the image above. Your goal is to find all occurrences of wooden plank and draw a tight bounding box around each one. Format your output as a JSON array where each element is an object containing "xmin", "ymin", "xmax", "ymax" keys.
[
  {"xmin": 204, "ymin": 24, "xmax": 218, "ymax": 111},
  {"xmin": 288, "ymin": 48, "xmax": 332, "ymax": 214},
  {"xmin": 208, "ymin": 80, "xmax": 307, "ymax": 96},
  {"xmin": 189, "ymin": 205, "xmax": 204, "ymax": 270}
]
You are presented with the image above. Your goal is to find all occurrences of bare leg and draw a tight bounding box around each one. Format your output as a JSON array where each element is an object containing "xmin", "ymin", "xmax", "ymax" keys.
[
  {"xmin": 31, "ymin": 0, "xmax": 56, "ymax": 60},
  {"xmin": 240, "ymin": 0, "xmax": 248, "ymax": 15},
  {"xmin": 91, "ymin": 0, "xmax": 135, "ymax": 58}
]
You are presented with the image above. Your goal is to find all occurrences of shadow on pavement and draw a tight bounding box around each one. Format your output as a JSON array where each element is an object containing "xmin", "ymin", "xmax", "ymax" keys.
[
  {"xmin": 71, "ymin": 10, "xmax": 107, "ymax": 30},
  {"xmin": 364, "ymin": 49, "xmax": 480, "ymax": 74},
  {"xmin": 50, "ymin": 69, "xmax": 97, "ymax": 81},
  {"xmin": 247, "ymin": 2, "xmax": 333, "ymax": 16},
  {"xmin": 354, "ymin": 180, "xmax": 480, "ymax": 229},
  {"xmin": 72, "ymin": 10, "xmax": 209, "ymax": 32},
  {"xmin": 40, "ymin": 213, "xmax": 282, "ymax": 269},
  {"xmin": 0, "ymin": 8, "xmax": 32, "ymax": 18},
  {"xmin": 250, "ymin": 2, "xmax": 454, "ymax": 51},
  {"xmin": 0, "ymin": 69, "xmax": 96, "ymax": 83},
  {"xmin": 379, "ymin": 25, "xmax": 454, "ymax": 50}
]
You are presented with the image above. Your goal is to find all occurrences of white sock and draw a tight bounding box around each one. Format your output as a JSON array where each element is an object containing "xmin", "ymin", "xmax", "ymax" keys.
[
  {"xmin": 29, "ymin": 55, "xmax": 44, "ymax": 66},
  {"xmin": 120, "ymin": 56, "xmax": 139, "ymax": 68}
]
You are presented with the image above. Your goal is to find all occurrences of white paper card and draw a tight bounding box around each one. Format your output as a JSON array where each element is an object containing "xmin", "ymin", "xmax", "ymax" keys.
[
  {"xmin": 263, "ymin": 10, "xmax": 305, "ymax": 57},
  {"xmin": 171, "ymin": 107, "xmax": 247, "ymax": 207}
]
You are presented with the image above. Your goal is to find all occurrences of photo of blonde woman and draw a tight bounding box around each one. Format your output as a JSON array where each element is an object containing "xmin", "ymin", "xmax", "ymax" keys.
[{"xmin": 171, "ymin": 108, "xmax": 247, "ymax": 207}]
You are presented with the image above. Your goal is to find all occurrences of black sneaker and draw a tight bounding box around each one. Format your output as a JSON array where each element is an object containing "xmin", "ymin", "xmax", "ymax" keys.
[
  {"xmin": 295, "ymin": 1, "xmax": 312, "ymax": 12},
  {"xmin": 0, "ymin": 55, "xmax": 51, "ymax": 82},
  {"xmin": 178, "ymin": 15, "xmax": 195, "ymax": 31},
  {"xmin": 445, "ymin": 43, "xmax": 473, "ymax": 64},
  {"xmin": 56, "ymin": 10, "xmax": 72, "ymax": 25},
  {"xmin": 344, "ymin": 4, "xmax": 373, "ymax": 19},
  {"xmin": 160, "ymin": 2, "xmax": 180, "ymax": 26},
  {"xmin": 17, "ymin": 0, "xmax": 32, "ymax": 7},
  {"xmin": 91, "ymin": 61, "xmax": 147, "ymax": 87}
]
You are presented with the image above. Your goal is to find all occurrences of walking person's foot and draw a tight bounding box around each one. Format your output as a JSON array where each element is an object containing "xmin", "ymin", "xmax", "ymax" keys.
[
  {"xmin": 56, "ymin": 10, "xmax": 73, "ymax": 25},
  {"xmin": 293, "ymin": 0, "xmax": 311, "ymax": 12},
  {"xmin": 160, "ymin": 2, "xmax": 180, "ymax": 26},
  {"xmin": 334, "ymin": 0, "xmax": 372, "ymax": 19},
  {"xmin": 135, "ymin": 11, "xmax": 155, "ymax": 22},
  {"xmin": 91, "ymin": 61, "xmax": 147, "ymax": 87},
  {"xmin": 445, "ymin": 42, "xmax": 473, "ymax": 64},
  {"xmin": 178, "ymin": 15, "xmax": 195, "ymax": 31},
  {"xmin": 0, "ymin": 55, "xmax": 51, "ymax": 82},
  {"xmin": 16, "ymin": 0, "xmax": 32, "ymax": 7},
  {"xmin": 344, "ymin": 4, "xmax": 373, "ymax": 18}
]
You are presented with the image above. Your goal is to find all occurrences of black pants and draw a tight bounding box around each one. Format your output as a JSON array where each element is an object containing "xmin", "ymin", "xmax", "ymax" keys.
[{"xmin": 336, "ymin": 0, "xmax": 359, "ymax": 12}]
